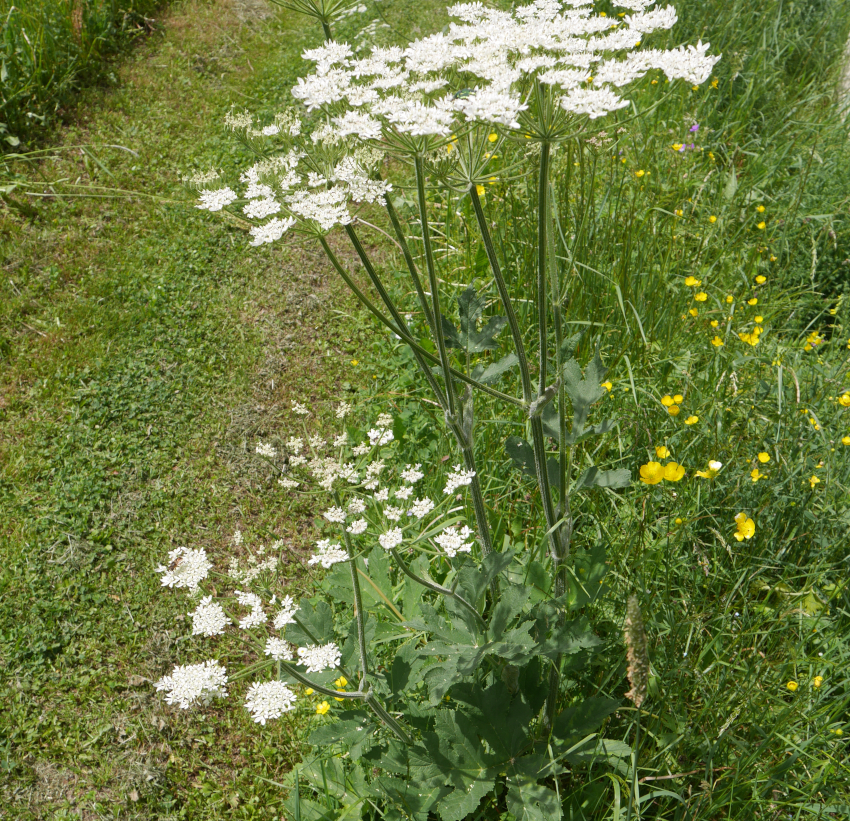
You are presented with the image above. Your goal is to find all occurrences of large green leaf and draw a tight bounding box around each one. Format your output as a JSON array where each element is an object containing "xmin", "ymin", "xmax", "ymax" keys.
[
  {"xmin": 552, "ymin": 696, "xmax": 621, "ymax": 746},
  {"xmin": 286, "ymin": 599, "xmax": 336, "ymax": 645},
  {"xmin": 442, "ymin": 284, "xmax": 507, "ymax": 352},
  {"xmin": 574, "ymin": 466, "xmax": 631, "ymax": 491},
  {"xmin": 472, "ymin": 351, "xmax": 519, "ymax": 385},
  {"xmin": 536, "ymin": 617, "xmax": 602, "ymax": 660},
  {"xmin": 506, "ymin": 775, "xmax": 562, "ymax": 821}
]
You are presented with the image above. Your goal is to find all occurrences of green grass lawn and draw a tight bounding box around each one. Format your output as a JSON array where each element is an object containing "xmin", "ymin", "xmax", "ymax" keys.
[{"xmin": 0, "ymin": 1, "xmax": 390, "ymax": 816}]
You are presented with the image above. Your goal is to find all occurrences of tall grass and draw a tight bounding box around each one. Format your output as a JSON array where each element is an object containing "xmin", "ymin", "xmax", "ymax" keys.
[
  {"xmin": 0, "ymin": 0, "xmax": 164, "ymax": 150},
  {"xmin": 357, "ymin": 0, "xmax": 850, "ymax": 815}
]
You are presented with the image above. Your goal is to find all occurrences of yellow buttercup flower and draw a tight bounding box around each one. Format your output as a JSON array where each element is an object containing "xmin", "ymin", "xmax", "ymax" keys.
[
  {"xmin": 747, "ymin": 298, "xmax": 758, "ymax": 306},
  {"xmin": 694, "ymin": 292, "xmax": 708, "ymax": 302},
  {"xmin": 685, "ymin": 415, "xmax": 698, "ymax": 425},
  {"xmin": 738, "ymin": 331, "xmax": 760, "ymax": 346},
  {"xmin": 476, "ymin": 184, "xmax": 486, "ymax": 196},
  {"xmin": 755, "ymin": 275, "xmax": 766, "ymax": 284},
  {"xmin": 809, "ymin": 475, "xmax": 820, "ymax": 489},
  {"xmin": 685, "ymin": 276, "xmax": 701, "ymax": 287},
  {"xmin": 711, "ymin": 78, "xmax": 718, "ymax": 88},
  {"xmin": 708, "ymin": 215, "xmax": 717, "ymax": 223},
  {"xmin": 843, "ymin": 436, "xmax": 850, "ymax": 445},
  {"xmin": 334, "ymin": 676, "xmax": 348, "ymax": 688},
  {"xmin": 689, "ymin": 308, "xmax": 698, "ymax": 317},
  {"xmin": 726, "ymin": 295, "xmax": 734, "ymax": 304},
  {"xmin": 695, "ymin": 460, "xmax": 722, "ymax": 479},
  {"xmin": 639, "ymin": 461, "xmax": 664, "ymax": 485},
  {"xmin": 750, "ymin": 468, "xmax": 764, "ymax": 482},
  {"xmin": 757, "ymin": 452, "xmax": 770, "ymax": 463},
  {"xmin": 668, "ymin": 405, "xmax": 680, "ymax": 416},
  {"xmin": 316, "ymin": 701, "xmax": 330, "ymax": 715},
  {"xmin": 754, "ymin": 315, "xmax": 764, "ymax": 323},
  {"xmin": 710, "ymin": 320, "xmax": 719, "ymax": 328},
  {"xmin": 838, "ymin": 393, "xmax": 850, "ymax": 407},
  {"xmin": 661, "ymin": 395, "xmax": 674, "ymax": 406},
  {"xmin": 663, "ymin": 462, "xmax": 685, "ymax": 481},
  {"xmin": 711, "ymin": 336, "xmax": 724, "ymax": 347},
  {"xmin": 675, "ymin": 209, "xmax": 683, "ymax": 217},
  {"xmin": 757, "ymin": 221, "xmax": 766, "ymax": 230},
  {"xmin": 813, "ymin": 676, "xmax": 824, "ymax": 688},
  {"xmin": 488, "ymin": 132, "xmax": 498, "ymax": 142},
  {"xmin": 635, "ymin": 169, "xmax": 645, "ymax": 178},
  {"xmin": 655, "ymin": 445, "xmax": 670, "ymax": 459},
  {"xmin": 786, "ymin": 681, "xmax": 798, "ymax": 692},
  {"xmin": 602, "ymin": 381, "xmax": 612, "ymax": 392},
  {"xmin": 674, "ymin": 517, "xmax": 683, "ymax": 524},
  {"xmin": 756, "ymin": 205, "xmax": 765, "ymax": 213},
  {"xmin": 304, "ymin": 688, "xmax": 314, "ymax": 695},
  {"xmin": 673, "ymin": 394, "xmax": 683, "ymax": 403},
  {"xmin": 734, "ymin": 512, "xmax": 755, "ymax": 541}
]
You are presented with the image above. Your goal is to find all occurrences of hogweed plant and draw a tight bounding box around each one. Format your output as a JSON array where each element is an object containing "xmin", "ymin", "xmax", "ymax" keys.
[{"xmin": 161, "ymin": 1, "xmax": 721, "ymax": 817}]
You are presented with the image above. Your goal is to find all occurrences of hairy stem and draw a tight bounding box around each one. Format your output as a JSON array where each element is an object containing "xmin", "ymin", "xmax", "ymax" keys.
[
  {"xmin": 382, "ymin": 193, "xmax": 436, "ymax": 338},
  {"xmin": 414, "ymin": 156, "xmax": 456, "ymax": 417},
  {"xmin": 469, "ymin": 185, "xmax": 533, "ymax": 404},
  {"xmin": 336, "ymin": 491, "xmax": 369, "ymax": 686},
  {"xmin": 317, "ymin": 234, "xmax": 521, "ymax": 407},
  {"xmin": 390, "ymin": 548, "xmax": 485, "ymax": 630}
]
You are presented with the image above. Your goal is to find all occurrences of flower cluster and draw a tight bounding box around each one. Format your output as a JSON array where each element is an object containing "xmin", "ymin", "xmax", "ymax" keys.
[
  {"xmin": 194, "ymin": 0, "xmax": 719, "ymax": 247},
  {"xmin": 156, "ymin": 547, "xmax": 212, "ymax": 592},
  {"xmin": 155, "ymin": 661, "xmax": 228, "ymax": 709}
]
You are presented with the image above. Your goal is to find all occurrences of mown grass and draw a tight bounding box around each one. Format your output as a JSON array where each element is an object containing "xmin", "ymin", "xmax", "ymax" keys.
[
  {"xmin": 352, "ymin": 0, "xmax": 850, "ymax": 815},
  {"xmin": 0, "ymin": 0, "xmax": 423, "ymax": 817}
]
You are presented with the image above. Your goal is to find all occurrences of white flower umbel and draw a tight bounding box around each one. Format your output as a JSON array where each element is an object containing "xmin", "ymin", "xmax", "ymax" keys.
[
  {"xmin": 249, "ymin": 216, "xmax": 296, "ymax": 247},
  {"xmin": 378, "ymin": 528, "xmax": 404, "ymax": 551},
  {"xmin": 156, "ymin": 547, "xmax": 212, "ymax": 593},
  {"xmin": 297, "ymin": 642, "xmax": 341, "ymax": 673},
  {"xmin": 336, "ymin": 401, "xmax": 352, "ymax": 419},
  {"xmin": 434, "ymin": 524, "xmax": 475, "ymax": 558},
  {"xmin": 191, "ymin": 596, "xmax": 230, "ymax": 637},
  {"xmin": 278, "ymin": 477, "xmax": 300, "ymax": 489},
  {"xmin": 245, "ymin": 680, "xmax": 297, "ymax": 725},
  {"xmin": 383, "ymin": 505, "xmax": 404, "ymax": 522},
  {"xmin": 443, "ymin": 464, "xmax": 476, "ymax": 495},
  {"xmin": 264, "ymin": 637, "xmax": 294, "ymax": 661},
  {"xmin": 394, "ymin": 486, "xmax": 413, "ymax": 501},
  {"xmin": 368, "ymin": 427, "xmax": 394, "ymax": 446},
  {"xmin": 308, "ymin": 539, "xmax": 349, "ymax": 568},
  {"xmin": 292, "ymin": 401, "xmax": 310, "ymax": 416},
  {"xmin": 286, "ymin": 436, "xmax": 304, "ymax": 453},
  {"xmin": 323, "ymin": 506, "xmax": 347, "ymax": 523},
  {"xmin": 236, "ymin": 590, "xmax": 267, "ymax": 629},
  {"xmin": 348, "ymin": 498, "xmax": 367, "ymax": 515},
  {"xmin": 408, "ymin": 497, "xmax": 436, "ymax": 520},
  {"xmin": 273, "ymin": 595, "xmax": 299, "ymax": 629},
  {"xmin": 401, "ymin": 464, "xmax": 424, "ymax": 483},
  {"xmin": 346, "ymin": 518, "xmax": 367, "ymax": 535},
  {"xmin": 196, "ymin": 188, "xmax": 237, "ymax": 212},
  {"xmin": 255, "ymin": 441, "xmax": 278, "ymax": 458},
  {"xmin": 155, "ymin": 660, "xmax": 228, "ymax": 709}
]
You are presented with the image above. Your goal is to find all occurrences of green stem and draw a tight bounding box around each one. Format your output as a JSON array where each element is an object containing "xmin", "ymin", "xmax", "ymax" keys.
[
  {"xmin": 414, "ymin": 156, "xmax": 456, "ymax": 417},
  {"xmin": 469, "ymin": 184, "xmax": 533, "ymax": 404},
  {"xmin": 336, "ymin": 490, "xmax": 369, "ymax": 686},
  {"xmin": 537, "ymin": 141, "xmax": 551, "ymax": 396},
  {"xmin": 341, "ymin": 226, "xmax": 494, "ymax": 557},
  {"xmin": 278, "ymin": 661, "xmax": 412, "ymax": 744},
  {"xmin": 316, "ymin": 234, "xmax": 508, "ymax": 406},
  {"xmin": 390, "ymin": 548, "xmax": 485, "ymax": 630},
  {"xmin": 382, "ymin": 193, "xmax": 436, "ymax": 338},
  {"xmin": 317, "ymin": 235, "xmax": 521, "ymax": 408}
]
